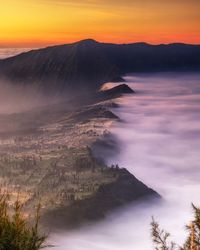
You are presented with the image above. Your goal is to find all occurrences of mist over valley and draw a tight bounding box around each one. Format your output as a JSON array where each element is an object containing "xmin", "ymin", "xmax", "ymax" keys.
[{"xmin": 0, "ymin": 41, "xmax": 199, "ymax": 249}]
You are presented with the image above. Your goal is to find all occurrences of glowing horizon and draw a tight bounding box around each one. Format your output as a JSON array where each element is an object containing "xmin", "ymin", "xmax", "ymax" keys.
[{"xmin": 0, "ymin": 0, "xmax": 200, "ymax": 48}]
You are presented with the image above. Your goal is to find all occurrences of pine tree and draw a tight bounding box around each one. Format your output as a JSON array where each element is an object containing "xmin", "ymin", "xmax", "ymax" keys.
[{"xmin": 151, "ymin": 204, "xmax": 200, "ymax": 250}]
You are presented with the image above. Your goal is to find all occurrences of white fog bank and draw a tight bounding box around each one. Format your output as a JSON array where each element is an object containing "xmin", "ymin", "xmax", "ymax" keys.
[
  {"xmin": 49, "ymin": 72, "xmax": 200, "ymax": 250},
  {"xmin": 0, "ymin": 48, "xmax": 32, "ymax": 59}
]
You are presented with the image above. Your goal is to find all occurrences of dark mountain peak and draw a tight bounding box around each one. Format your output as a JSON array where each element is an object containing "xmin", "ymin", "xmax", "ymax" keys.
[
  {"xmin": 76, "ymin": 39, "xmax": 99, "ymax": 46},
  {"xmin": 169, "ymin": 42, "xmax": 188, "ymax": 46},
  {"xmin": 96, "ymin": 84, "xmax": 135, "ymax": 102},
  {"xmin": 102, "ymin": 84, "xmax": 134, "ymax": 95},
  {"xmin": 157, "ymin": 42, "xmax": 199, "ymax": 48},
  {"xmin": 131, "ymin": 42, "xmax": 150, "ymax": 46},
  {"xmin": 168, "ymin": 43, "xmax": 199, "ymax": 47},
  {"xmin": 0, "ymin": 40, "xmax": 199, "ymax": 96}
]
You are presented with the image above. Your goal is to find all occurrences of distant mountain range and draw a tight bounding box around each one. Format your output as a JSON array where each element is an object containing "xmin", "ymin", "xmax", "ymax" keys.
[{"xmin": 0, "ymin": 39, "xmax": 199, "ymax": 94}]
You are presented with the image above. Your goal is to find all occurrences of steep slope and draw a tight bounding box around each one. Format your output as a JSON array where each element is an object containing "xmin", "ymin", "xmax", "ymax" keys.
[
  {"xmin": 0, "ymin": 39, "xmax": 119, "ymax": 94},
  {"xmin": 0, "ymin": 39, "xmax": 199, "ymax": 95},
  {"xmin": 0, "ymin": 97, "xmax": 160, "ymax": 228}
]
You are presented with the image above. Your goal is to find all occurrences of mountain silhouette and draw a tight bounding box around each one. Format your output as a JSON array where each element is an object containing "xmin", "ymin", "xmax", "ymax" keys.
[{"xmin": 0, "ymin": 39, "xmax": 199, "ymax": 94}]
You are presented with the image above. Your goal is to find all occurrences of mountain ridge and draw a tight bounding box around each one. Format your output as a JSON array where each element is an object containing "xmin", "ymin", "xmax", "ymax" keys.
[
  {"xmin": 1, "ymin": 39, "xmax": 199, "ymax": 61},
  {"xmin": 0, "ymin": 39, "xmax": 199, "ymax": 95}
]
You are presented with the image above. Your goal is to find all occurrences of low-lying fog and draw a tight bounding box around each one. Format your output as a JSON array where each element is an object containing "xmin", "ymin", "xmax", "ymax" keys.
[
  {"xmin": 0, "ymin": 80, "xmax": 41, "ymax": 114},
  {"xmin": 49, "ymin": 73, "xmax": 200, "ymax": 250},
  {"xmin": 0, "ymin": 48, "xmax": 32, "ymax": 59},
  {"xmin": 0, "ymin": 79, "xmax": 68, "ymax": 114},
  {"xmin": 0, "ymin": 49, "xmax": 58, "ymax": 114}
]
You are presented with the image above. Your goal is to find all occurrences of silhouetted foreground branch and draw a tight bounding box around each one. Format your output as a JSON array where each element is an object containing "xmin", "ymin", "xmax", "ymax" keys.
[{"xmin": 151, "ymin": 204, "xmax": 200, "ymax": 250}]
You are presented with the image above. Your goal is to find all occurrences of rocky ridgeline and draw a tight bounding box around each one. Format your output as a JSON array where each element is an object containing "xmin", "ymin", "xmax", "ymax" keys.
[{"xmin": 0, "ymin": 83, "xmax": 160, "ymax": 228}]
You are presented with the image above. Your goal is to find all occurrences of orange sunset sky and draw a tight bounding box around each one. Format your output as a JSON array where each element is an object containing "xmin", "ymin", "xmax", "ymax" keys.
[{"xmin": 0, "ymin": 0, "xmax": 200, "ymax": 47}]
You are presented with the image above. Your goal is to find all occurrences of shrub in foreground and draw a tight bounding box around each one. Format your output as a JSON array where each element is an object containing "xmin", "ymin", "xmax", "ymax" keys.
[{"xmin": 0, "ymin": 193, "xmax": 47, "ymax": 250}]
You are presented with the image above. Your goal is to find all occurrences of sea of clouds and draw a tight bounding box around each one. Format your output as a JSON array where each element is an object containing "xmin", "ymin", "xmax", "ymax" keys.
[{"xmin": 49, "ymin": 72, "xmax": 200, "ymax": 250}]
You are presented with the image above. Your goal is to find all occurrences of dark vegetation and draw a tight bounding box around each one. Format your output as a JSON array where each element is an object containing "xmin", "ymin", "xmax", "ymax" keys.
[{"xmin": 0, "ymin": 193, "xmax": 47, "ymax": 250}]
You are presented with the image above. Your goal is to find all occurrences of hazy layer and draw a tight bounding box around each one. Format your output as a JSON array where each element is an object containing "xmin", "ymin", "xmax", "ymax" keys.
[
  {"xmin": 0, "ymin": 80, "xmax": 57, "ymax": 114},
  {"xmin": 0, "ymin": 48, "xmax": 49, "ymax": 114},
  {"xmin": 49, "ymin": 73, "xmax": 200, "ymax": 249},
  {"xmin": 0, "ymin": 48, "xmax": 32, "ymax": 59}
]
